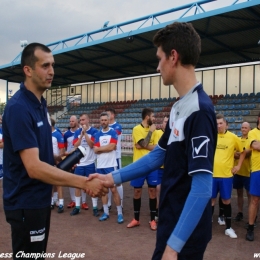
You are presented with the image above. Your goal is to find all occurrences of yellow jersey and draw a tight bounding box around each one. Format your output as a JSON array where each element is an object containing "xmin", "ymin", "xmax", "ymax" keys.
[
  {"xmin": 154, "ymin": 129, "xmax": 164, "ymax": 168},
  {"xmin": 248, "ymin": 128, "xmax": 260, "ymax": 173},
  {"xmin": 132, "ymin": 124, "xmax": 157, "ymax": 162},
  {"xmin": 234, "ymin": 137, "xmax": 251, "ymax": 177},
  {"xmin": 213, "ymin": 131, "xmax": 243, "ymax": 178},
  {"xmin": 154, "ymin": 129, "xmax": 164, "ymax": 144}
]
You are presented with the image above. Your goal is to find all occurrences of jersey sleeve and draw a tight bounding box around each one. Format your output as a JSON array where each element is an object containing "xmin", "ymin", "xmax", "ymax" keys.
[
  {"xmin": 56, "ymin": 132, "xmax": 65, "ymax": 149},
  {"xmin": 110, "ymin": 129, "xmax": 118, "ymax": 144},
  {"xmin": 234, "ymin": 135, "xmax": 244, "ymax": 152},
  {"xmin": 94, "ymin": 132, "xmax": 100, "ymax": 147},
  {"xmin": 63, "ymin": 131, "xmax": 68, "ymax": 148},
  {"xmin": 132, "ymin": 126, "xmax": 143, "ymax": 144},
  {"xmin": 133, "ymin": 125, "xmax": 150, "ymax": 144},
  {"xmin": 184, "ymin": 110, "xmax": 217, "ymax": 175},
  {"xmin": 114, "ymin": 124, "xmax": 122, "ymax": 135},
  {"xmin": 245, "ymin": 138, "xmax": 252, "ymax": 150},
  {"xmin": 91, "ymin": 128, "xmax": 98, "ymax": 142},
  {"xmin": 73, "ymin": 129, "xmax": 81, "ymax": 145},
  {"xmin": 7, "ymin": 103, "xmax": 40, "ymax": 152},
  {"xmin": 248, "ymin": 130, "xmax": 257, "ymax": 147}
]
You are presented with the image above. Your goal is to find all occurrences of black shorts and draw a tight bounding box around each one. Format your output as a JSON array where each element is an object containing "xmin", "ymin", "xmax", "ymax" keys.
[{"xmin": 5, "ymin": 206, "xmax": 51, "ymax": 260}]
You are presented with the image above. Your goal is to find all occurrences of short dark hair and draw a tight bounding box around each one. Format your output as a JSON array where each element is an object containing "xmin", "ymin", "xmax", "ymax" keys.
[
  {"xmin": 50, "ymin": 118, "xmax": 55, "ymax": 127},
  {"xmin": 21, "ymin": 43, "xmax": 51, "ymax": 70},
  {"xmin": 79, "ymin": 113, "xmax": 88, "ymax": 118},
  {"xmin": 153, "ymin": 22, "xmax": 201, "ymax": 66},
  {"xmin": 216, "ymin": 114, "xmax": 226, "ymax": 122},
  {"xmin": 100, "ymin": 112, "xmax": 109, "ymax": 118},
  {"xmin": 141, "ymin": 108, "xmax": 154, "ymax": 120},
  {"xmin": 105, "ymin": 108, "xmax": 116, "ymax": 115}
]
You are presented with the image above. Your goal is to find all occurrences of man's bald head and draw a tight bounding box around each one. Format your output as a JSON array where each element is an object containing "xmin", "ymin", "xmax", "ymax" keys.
[
  {"xmin": 241, "ymin": 121, "xmax": 251, "ymax": 137},
  {"xmin": 70, "ymin": 115, "xmax": 78, "ymax": 121},
  {"xmin": 69, "ymin": 115, "xmax": 78, "ymax": 130}
]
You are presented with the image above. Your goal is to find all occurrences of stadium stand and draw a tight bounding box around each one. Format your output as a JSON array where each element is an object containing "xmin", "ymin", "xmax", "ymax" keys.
[{"xmin": 51, "ymin": 92, "xmax": 260, "ymax": 154}]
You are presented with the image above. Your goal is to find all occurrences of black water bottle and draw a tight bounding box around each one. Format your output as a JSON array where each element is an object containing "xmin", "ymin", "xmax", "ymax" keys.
[{"xmin": 57, "ymin": 146, "xmax": 86, "ymax": 171}]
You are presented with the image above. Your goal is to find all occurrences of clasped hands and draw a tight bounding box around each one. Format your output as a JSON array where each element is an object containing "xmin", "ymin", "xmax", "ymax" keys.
[{"xmin": 85, "ymin": 173, "xmax": 115, "ymax": 198}]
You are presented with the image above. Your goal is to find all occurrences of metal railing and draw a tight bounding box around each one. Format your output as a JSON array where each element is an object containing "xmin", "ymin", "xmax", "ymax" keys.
[{"xmin": 47, "ymin": 95, "xmax": 82, "ymax": 118}]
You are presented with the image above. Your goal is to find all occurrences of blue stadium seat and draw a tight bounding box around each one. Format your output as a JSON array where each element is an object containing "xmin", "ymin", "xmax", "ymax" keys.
[
  {"xmin": 235, "ymin": 124, "xmax": 241, "ymax": 130},
  {"xmin": 242, "ymin": 110, "xmax": 250, "ymax": 116},
  {"xmin": 234, "ymin": 111, "xmax": 242, "ymax": 116},
  {"xmin": 228, "ymin": 105, "xmax": 235, "ymax": 110},
  {"xmin": 222, "ymin": 105, "xmax": 228, "ymax": 110},
  {"xmin": 242, "ymin": 104, "xmax": 249, "ymax": 110},
  {"xmin": 229, "ymin": 124, "xmax": 235, "ymax": 130},
  {"xmin": 223, "ymin": 111, "xmax": 229, "ymax": 116},
  {"xmin": 249, "ymin": 104, "xmax": 256, "ymax": 109},
  {"xmin": 237, "ymin": 131, "xmax": 242, "ymax": 136},
  {"xmin": 230, "ymin": 111, "xmax": 235, "ymax": 116},
  {"xmin": 236, "ymin": 116, "xmax": 243, "ymax": 122},
  {"xmin": 224, "ymin": 94, "xmax": 230, "ymax": 99},
  {"xmin": 226, "ymin": 99, "xmax": 232, "ymax": 104},
  {"xmin": 229, "ymin": 117, "xmax": 235, "ymax": 123},
  {"xmin": 235, "ymin": 105, "xmax": 241, "ymax": 110}
]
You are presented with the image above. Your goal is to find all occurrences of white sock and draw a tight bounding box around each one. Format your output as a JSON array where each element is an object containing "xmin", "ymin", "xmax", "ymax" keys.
[
  {"xmin": 69, "ymin": 187, "xmax": 75, "ymax": 201},
  {"xmin": 117, "ymin": 205, "xmax": 122, "ymax": 215},
  {"xmin": 108, "ymin": 189, "xmax": 112, "ymax": 207},
  {"xmin": 81, "ymin": 190, "xmax": 86, "ymax": 203},
  {"xmin": 75, "ymin": 196, "xmax": 81, "ymax": 207},
  {"xmin": 51, "ymin": 197, "xmax": 54, "ymax": 204},
  {"xmin": 92, "ymin": 197, "xmax": 98, "ymax": 208},
  {"xmin": 53, "ymin": 192, "xmax": 58, "ymax": 202},
  {"xmin": 59, "ymin": 199, "xmax": 64, "ymax": 206},
  {"xmin": 117, "ymin": 185, "xmax": 123, "ymax": 207},
  {"xmin": 103, "ymin": 204, "xmax": 109, "ymax": 215}
]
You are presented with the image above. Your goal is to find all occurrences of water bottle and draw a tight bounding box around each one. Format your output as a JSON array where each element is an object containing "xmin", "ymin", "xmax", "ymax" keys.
[{"xmin": 57, "ymin": 146, "xmax": 86, "ymax": 171}]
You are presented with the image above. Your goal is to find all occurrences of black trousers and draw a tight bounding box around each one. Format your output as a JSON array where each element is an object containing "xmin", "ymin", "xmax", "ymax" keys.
[{"xmin": 5, "ymin": 207, "xmax": 51, "ymax": 260}]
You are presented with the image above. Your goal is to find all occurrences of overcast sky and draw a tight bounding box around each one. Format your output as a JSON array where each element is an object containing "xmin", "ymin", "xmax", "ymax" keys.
[{"xmin": 0, "ymin": 0, "xmax": 237, "ymax": 102}]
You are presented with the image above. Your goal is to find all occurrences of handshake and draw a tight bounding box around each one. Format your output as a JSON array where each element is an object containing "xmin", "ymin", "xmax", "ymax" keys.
[{"xmin": 84, "ymin": 173, "xmax": 115, "ymax": 198}]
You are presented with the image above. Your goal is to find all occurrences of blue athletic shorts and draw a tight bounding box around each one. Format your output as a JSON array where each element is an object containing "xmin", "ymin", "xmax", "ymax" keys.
[
  {"xmin": 96, "ymin": 166, "xmax": 117, "ymax": 175},
  {"xmin": 233, "ymin": 174, "xmax": 250, "ymax": 191},
  {"xmin": 212, "ymin": 177, "xmax": 233, "ymax": 200},
  {"xmin": 74, "ymin": 163, "xmax": 95, "ymax": 177},
  {"xmin": 130, "ymin": 170, "xmax": 158, "ymax": 188},
  {"xmin": 156, "ymin": 168, "xmax": 164, "ymax": 185},
  {"xmin": 250, "ymin": 171, "xmax": 260, "ymax": 196}
]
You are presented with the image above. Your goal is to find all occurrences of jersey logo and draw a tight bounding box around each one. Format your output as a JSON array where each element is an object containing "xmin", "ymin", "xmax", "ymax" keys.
[
  {"xmin": 173, "ymin": 128, "xmax": 179, "ymax": 137},
  {"xmin": 192, "ymin": 136, "xmax": 210, "ymax": 158},
  {"xmin": 37, "ymin": 121, "xmax": 43, "ymax": 127}
]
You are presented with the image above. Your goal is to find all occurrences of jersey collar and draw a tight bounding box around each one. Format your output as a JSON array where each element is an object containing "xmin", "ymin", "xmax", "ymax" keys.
[{"xmin": 20, "ymin": 82, "xmax": 46, "ymax": 109}]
